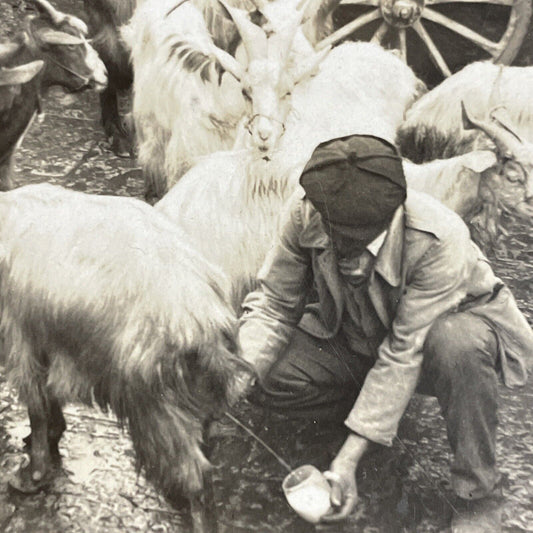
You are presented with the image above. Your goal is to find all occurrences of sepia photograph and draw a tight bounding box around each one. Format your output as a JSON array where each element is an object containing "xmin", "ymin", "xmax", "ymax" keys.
[{"xmin": 0, "ymin": 0, "xmax": 532, "ymax": 531}]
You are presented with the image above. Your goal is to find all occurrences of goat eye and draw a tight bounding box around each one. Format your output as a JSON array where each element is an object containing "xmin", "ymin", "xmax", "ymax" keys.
[
  {"xmin": 241, "ymin": 88, "xmax": 251, "ymax": 102},
  {"xmin": 505, "ymin": 172, "xmax": 522, "ymax": 183},
  {"xmin": 503, "ymin": 161, "xmax": 526, "ymax": 183}
]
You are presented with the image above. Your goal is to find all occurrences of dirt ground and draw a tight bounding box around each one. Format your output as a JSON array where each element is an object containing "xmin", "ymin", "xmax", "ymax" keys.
[{"xmin": 1, "ymin": 1, "xmax": 533, "ymax": 532}]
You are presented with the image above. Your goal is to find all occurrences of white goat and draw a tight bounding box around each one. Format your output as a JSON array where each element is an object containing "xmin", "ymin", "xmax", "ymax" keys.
[
  {"xmin": 125, "ymin": 0, "xmax": 393, "ymax": 200},
  {"xmin": 0, "ymin": 183, "xmax": 243, "ymax": 532},
  {"xmin": 398, "ymin": 61, "xmax": 533, "ymax": 163},
  {"xmin": 397, "ymin": 64, "xmax": 533, "ymax": 248},
  {"xmin": 155, "ymin": 1, "xmax": 423, "ymax": 307},
  {"xmin": 402, "ymin": 102, "xmax": 533, "ymax": 251},
  {"xmin": 124, "ymin": 0, "xmax": 255, "ymax": 199}
]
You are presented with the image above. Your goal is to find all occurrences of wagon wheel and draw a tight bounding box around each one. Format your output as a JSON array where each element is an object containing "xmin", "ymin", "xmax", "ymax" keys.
[{"xmin": 323, "ymin": 0, "xmax": 532, "ymax": 81}]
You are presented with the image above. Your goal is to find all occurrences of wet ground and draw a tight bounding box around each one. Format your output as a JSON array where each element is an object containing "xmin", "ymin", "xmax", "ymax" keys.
[{"xmin": 1, "ymin": 1, "xmax": 533, "ymax": 532}]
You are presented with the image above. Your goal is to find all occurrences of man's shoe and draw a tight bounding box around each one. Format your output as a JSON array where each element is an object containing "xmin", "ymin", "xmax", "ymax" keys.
[{"xmin": 451, "ymin": 489, "xmax": 503, "ymax": 533}]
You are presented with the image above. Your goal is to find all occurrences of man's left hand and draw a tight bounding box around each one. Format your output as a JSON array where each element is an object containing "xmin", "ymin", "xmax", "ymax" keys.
[{"xmin": 228, "ymin": 368, "xmax": 256, "ymax": 407}]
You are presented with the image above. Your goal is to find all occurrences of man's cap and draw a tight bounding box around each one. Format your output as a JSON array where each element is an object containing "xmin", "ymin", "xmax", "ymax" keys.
[{"xmin": 300, "ymin": 134, "xmax": 407, "ymax": 227}]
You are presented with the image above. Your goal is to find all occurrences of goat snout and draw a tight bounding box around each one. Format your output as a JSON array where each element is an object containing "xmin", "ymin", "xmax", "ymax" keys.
[
  {"xmin": 86, "ymin": 48, "xmax": 108, "ymax": 91},
  {"xmin": 256, "ymin": 119, "xmax": 273, "ymax": 143}
]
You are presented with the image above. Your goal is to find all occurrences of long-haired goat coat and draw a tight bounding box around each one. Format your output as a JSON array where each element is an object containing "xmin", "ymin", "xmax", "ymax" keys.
[{"xmin": 0, "ymin": 183, "xmax": 241, "ymax": 500}]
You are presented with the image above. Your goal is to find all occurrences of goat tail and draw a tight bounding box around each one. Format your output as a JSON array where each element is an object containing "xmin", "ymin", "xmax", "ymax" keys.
[
  {"xmin": 123, "ymin": 382, "xmax": 209, "ymax": 498},
  {"xmin": 110, "ymin": 327, "xmax": 244, "ymax": 497}
]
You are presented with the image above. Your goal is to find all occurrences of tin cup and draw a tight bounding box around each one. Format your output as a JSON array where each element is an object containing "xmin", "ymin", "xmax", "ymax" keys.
[{"xmin": 282, "ymin": 464, "xmax": 332, "ymax": 523}]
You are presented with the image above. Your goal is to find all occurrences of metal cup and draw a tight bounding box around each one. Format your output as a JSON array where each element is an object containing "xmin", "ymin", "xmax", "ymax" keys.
[{"xmin": 282, "ymin": 464, "xmax": 332, "ymax": 523}]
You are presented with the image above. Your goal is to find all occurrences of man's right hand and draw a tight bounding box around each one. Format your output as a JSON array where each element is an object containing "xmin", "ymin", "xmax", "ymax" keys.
[
  {"xmin": 322, "ymin": 462, "xmax": 358, "ymax": 521},
  {"xmin": 321, "ymin": 431, "xmax": 370, "ymax": 522}
]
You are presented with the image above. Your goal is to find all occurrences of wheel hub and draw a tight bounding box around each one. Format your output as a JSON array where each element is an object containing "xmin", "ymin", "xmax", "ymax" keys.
[{"xmin": 380, "ymin": 0, "xmax": 425, "ymax": 28}]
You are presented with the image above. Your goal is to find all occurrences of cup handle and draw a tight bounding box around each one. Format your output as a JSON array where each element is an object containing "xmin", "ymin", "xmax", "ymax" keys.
[{"xmin": 323, "ymin": 471, "xmax": 342, "ymax": 486}]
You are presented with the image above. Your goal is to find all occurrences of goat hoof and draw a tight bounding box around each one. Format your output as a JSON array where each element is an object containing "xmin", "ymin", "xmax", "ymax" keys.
[
  {"xmin": 8, "ymin": 464, "xmax": 54, "ymax": 495},
  {"xmin": 109, "ymin": 134, "xmax": 133, "ymax": 159},
  {"xmin": 22, "ymin": 434, "xmax": 62, "ymax": 465}
]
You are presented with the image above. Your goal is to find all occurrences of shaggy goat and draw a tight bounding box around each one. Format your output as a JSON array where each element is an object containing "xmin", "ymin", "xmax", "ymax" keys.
[
  {"xmin": 397, "ymin": 61, "xmax": 533, "ymax": 163},
  {"xmin": 397, "ymin": 64, "xmax": 533, "ymax": 249},
  {"xmin": 0, "ymin": 0, "xmax": 107, "ymax": 191},
  {"xmin": 155, "ymin": 2, "xmax": 422, "ymax": 307},
  {"xmin": 0, "ymin": 184, "xmax": 243, "ymax": 530},
  {"xmin": 402, "ymin": 103, "xmax": 533, "ymax": 251},
  {"xmin": 123, "ymin": 0, "xmax": 257, "ymax": 200},
  {"xmin": 124, "ymin": 0, "xmax": 358, "ymax": 200}
]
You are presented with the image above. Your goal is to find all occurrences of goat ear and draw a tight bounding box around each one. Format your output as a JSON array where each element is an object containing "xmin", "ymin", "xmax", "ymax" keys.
[
  {"xmin": 0, "ymin": 60, "xmax": 44, "ymax": 87},
  {"xmin": 459, "ymin": 150, "xmax": 498, "ymax": 174},
  {"xmin": 35, "ymin": 28, "xmax": 85, "ymax": 45},
  {"xmin": 0, "ymin": 85, "xmax": 21, "ymax": 112}
]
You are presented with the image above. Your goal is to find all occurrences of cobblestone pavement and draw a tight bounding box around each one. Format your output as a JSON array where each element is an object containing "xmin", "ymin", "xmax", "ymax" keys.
[{"xmin": 1, "ymin": 2, "xmax": 533, "ymax": 532}]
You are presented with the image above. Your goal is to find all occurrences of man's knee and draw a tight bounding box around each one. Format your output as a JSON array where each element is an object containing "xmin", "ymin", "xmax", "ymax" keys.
[{"xmin": 423, "ymin": 313, "xmax": 498, "ymax": 379}]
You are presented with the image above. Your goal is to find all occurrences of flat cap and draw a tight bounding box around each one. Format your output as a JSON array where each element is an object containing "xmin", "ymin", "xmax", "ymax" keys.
[{"xmin": 300, "ymin": 134, "xmax": 406, "ymax": 227}]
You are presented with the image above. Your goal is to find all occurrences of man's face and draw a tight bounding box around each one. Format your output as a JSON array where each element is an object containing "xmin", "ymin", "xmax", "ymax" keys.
[{"xmin": 327, "ymin": 221, "xmax": 387, "ymax": 260}]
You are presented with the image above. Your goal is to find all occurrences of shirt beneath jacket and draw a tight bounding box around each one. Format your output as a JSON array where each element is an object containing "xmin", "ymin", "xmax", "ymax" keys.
[{"xmin": 339, "ymin": 251, "xmax": 386, "ymax": 358}]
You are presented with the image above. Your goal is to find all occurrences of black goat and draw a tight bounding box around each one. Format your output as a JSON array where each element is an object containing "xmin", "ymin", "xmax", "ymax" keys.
[
  {"xmin": 82, "ymin": 0, "xmax": 135, "ymax": 157},
  {"xmin": 0, "ymin": 0, "xmax": 107, "ymax": 191}
]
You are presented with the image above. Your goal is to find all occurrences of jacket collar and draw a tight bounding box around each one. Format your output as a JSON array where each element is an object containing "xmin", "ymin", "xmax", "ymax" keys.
[{"xmin": 299, "ymin": 201, "xmax": 405, "ymax": 287}]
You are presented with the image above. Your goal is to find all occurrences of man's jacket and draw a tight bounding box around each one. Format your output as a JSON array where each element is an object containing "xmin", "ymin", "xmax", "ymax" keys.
[{"xmin": 238, "ymin": 188, "xmax": 533, "ymax": 446}]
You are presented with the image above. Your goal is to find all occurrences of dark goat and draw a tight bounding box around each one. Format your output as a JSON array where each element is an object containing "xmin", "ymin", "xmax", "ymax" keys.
[
  {"xmin": 0, "ymin": 0, "xmax": 107, "ymax": 191},
  {"xmin": 82, "ymin": 0, "xmax": 135, "ymax": 157}
]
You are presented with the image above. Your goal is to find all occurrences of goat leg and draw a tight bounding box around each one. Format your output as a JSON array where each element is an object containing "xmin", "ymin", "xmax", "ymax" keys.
[
  {"xmin": 22, "ymin": 394, "xmax": 65, "ymax": 463},
  {"xmin": 100, "ymin": 90, "xmax": 133, "ymax": 158},
  {"xmin": 191, "ymin": 422, "xmax": 219, "ymax": 533},
  {"xmin": 9, "ymin": 383, "xmax": 56, "ymax": 494}
]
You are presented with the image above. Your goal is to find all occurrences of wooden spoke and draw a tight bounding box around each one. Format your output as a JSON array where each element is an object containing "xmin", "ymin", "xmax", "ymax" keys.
[
  {"xmin": 340, "ymin": 0, "xmax": 380, "ymax": 6},
  {"xmin": 427, "ymin": 0, "xmax": 514, "ymax": 5},
  {"xmin": 422, "ymin": 7, "xmax": 501, "ymax": 55},
  {"xmin": 317, "ymin": 8, "xmax": 382, "ymax": 49},
  {"xmin": 371, "ymin": 21, "xmax": 389, "ymax": 43},
  {"xmin": 412, "ymin": 20, "xmax": 452, "ymax": 76},
  {"xmin": 398, "ymin": 28, "xmax": 407, "ymax": 61}
]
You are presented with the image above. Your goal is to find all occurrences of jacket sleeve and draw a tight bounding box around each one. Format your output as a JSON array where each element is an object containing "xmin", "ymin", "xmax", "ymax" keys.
[
  {"xmin": 345, "ymin": 221, "xmax": 473, "ymax": 446},
  {"xmin": 238, "ymin": 194, "xmax": 314, "ymax": 379}
]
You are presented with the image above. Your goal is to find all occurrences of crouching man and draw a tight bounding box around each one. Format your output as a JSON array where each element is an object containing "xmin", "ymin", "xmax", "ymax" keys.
[{"xmin": 233, "ymin": 134, "xmax": 533, "ymax": 532}]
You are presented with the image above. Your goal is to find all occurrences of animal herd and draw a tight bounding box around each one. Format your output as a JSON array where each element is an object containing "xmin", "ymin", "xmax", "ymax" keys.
[{"xmin": 0, "ymin": 0, "xmax": 532, "ymax": 531}]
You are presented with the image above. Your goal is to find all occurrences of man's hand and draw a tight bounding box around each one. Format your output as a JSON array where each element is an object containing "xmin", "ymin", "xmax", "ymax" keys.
[
  {"xmin": 227, "ymin": 368, "xmax": 256, "ymax": 407},
  {"xmin": 322, "ymin": 461, "xmax": 358, "ymax": 521},
  {"xmin": 321, "ymin": 432, "xmax": 370, "ymax": 522}
]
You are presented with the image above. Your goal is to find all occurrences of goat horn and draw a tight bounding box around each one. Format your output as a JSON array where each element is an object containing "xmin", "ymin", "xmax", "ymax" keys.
[
  {"xmin": 302, "ymin": 0, "xmax": 343, "ymax": 45},
  {"xmin": 31, "ymin": 0, "xmax": 65, "ymax": 25},
  {"xmin": 30, "ymin": 0, "xmax": 88, "ymax": 35},
  {"xmin": 292, "ymin": 45, "xmax": 331, "ymax": 84},
  {"xmin": 489, "ymin": 106, "xmax": 524, "ymax": 143},
  {"xmin": 267, "ymin": 0, "xmax": 308, "ymax": 64},
  {"xmin": 0, "ymin": 60, "xmax": 44, "ymax": 87},
  {"xmin": 210, "ymin": 45, "xmax": 244, "ymax": 81},
  {"xmin": 461, "ymin": 100, "xmax": 528, "ymax": 162},
  {"xmin": 249, "ymin": 0, "xmax": 268, "ymax": 11},
  {"xmin": 216, "ymin": 0, "xmax": 267, "ymax": 60}
]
